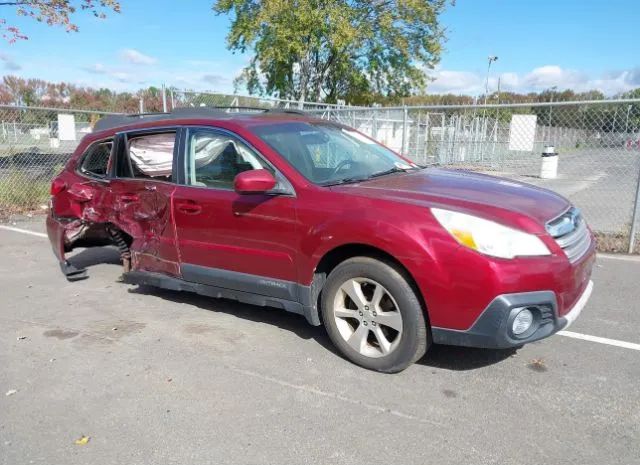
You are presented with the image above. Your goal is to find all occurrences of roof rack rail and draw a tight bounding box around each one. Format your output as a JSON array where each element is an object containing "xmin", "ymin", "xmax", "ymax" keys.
[
  {"xmin": 265, "ymin": 108, "xmax": 306, "ymax": 115},
  {"xmin": 93, "ymin": 112, "xmax": 170, "ymax": 132},
  {"xmin": 174, "ymin": 106, "xmax": 306, "ymax": 115},
  {"xmin": 93, "ymin": 106, "xmax": 307, "ymax": 132}
]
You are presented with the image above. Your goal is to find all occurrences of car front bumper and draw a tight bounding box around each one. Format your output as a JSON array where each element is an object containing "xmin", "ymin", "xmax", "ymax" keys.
[{"xmin": 430, "ymin": 280, "xmax": 594, "ymax": 349}]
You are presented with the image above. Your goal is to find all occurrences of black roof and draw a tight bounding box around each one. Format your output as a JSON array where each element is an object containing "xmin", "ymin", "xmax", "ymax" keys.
[{"xmin": 94, "ymin": 106, "xmax": 307, "ymax": 132}]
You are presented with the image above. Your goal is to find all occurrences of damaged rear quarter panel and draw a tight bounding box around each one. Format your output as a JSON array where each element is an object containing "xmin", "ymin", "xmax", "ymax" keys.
[
  {"xmin": 107, "ymin": 179, "xmax": 179, "ymax": 276},
  {"xmin": 49, "ymin": 134, "xmax": 180, "ymax": 278}
]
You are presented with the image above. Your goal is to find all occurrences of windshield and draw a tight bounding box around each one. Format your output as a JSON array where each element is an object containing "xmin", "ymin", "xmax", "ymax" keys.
[{"xmin": 252, "ymin": 122, "xmax": 416, "ymax": 185}]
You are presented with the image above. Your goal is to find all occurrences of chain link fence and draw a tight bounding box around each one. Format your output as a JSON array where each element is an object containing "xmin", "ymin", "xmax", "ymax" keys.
[
  {"xmin": 1, "ymin": 100, "xmax": 639, "ymax": 253},
  {"xmin": 0, "ymin": 105, "xmax": 121, "ymax": 214},
  {"xmin": 311, "ymin": 100, "xmax": 640, "ymax": 253}
]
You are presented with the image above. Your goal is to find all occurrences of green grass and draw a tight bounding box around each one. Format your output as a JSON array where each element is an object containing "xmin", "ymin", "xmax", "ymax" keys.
[{"xmin": 0, "ymin": 171, "xmax": 51, "ymax": 215}]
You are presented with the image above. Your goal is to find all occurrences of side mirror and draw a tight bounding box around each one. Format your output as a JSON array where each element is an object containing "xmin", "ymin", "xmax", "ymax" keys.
[{"xmin": 234, "ymin": 169, "xmax": 277, "ymax": 194}]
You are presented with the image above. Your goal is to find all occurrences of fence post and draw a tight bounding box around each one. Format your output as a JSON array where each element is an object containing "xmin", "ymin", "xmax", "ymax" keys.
[
  {"xmin": 629, "ymin": 165, "xmax": 640, "ymax": 253},
  {"xmin": 161, "ymin": 84, "xmax": 168, "ymax": 113},
  {"xmin": 440, "ymin": 113, "xmax": 445, "ymax": 163},
  {"xmin": 372, "ymin": 111, "xmax": 378, "ymax": 140},
  {"xmin": 401, "ymin": 106, "xmax": 408, "ymax": 155},
  {"xmin": 415, "ymin": 112, "xmax": 421, "ymax": 160},
  {"xmin": 423, "ymin": 113, "xmax": 430, "ymax": 165},
  {"xmin": 139, "ymin": 97, "xmax": 144, "ymax": 114}
]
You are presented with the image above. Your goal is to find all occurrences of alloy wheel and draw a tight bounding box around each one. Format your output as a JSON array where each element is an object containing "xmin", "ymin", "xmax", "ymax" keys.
[{"xmin": 332, "ymin": 277, "xmax": 403, "ymax": 358}]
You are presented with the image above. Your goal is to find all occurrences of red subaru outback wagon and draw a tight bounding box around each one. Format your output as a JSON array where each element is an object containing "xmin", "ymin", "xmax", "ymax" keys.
[{"xmin": 47, "ymin": 108, "xmax": 595, "ymax": 372}]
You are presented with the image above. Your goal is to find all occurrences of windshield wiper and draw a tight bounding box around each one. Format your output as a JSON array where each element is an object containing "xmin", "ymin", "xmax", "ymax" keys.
[
  {"xmin": 368, "ymin": 166, "xmax": 415, "ymax": 179},
  {"xmin": 320, "ymin": 166, "xmax": 420, "ymax": 186},
  {"xmin": 319, "ymin": 176, "xmax": 370, "ymax": 187}
]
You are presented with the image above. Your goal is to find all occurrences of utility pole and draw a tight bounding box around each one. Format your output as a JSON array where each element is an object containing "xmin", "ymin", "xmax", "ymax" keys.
[{"xmin": 484, "ymin": 55, "xmax": 498, "ymax": 106}]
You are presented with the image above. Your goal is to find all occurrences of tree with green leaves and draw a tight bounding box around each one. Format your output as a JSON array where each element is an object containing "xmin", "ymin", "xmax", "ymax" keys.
[
  {"xmin": 1, "ymin": 0, "xmax": 121, "ymax": 42},
  {"xmin": 213, "ymin": 0, "xmax": 451, "ymax": 103}
]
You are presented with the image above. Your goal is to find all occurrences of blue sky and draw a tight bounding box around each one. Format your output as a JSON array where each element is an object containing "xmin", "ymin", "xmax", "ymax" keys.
[{"xmin": 0, "ymin": 0, "xmax": 638, "ymax": 96}]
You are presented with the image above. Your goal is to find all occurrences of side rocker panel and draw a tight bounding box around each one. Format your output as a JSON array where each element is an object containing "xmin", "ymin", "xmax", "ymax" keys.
[{"xmin": 122, "ymin": 269, "xmax": 321, "ymax": 326}]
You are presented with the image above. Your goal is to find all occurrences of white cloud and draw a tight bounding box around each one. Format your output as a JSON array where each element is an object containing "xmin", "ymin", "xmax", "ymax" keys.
[
  {"xmin": 522, "ymin": 65, "xmax": 587, "ymax": 90},
  {"xmin": 201, "ymin": 74, "xmax": 228, "ymax": 86},
  {"xmin": 111, "ymin": 72, "xmax": 132, "ymax": 83},
  {"xmin": 82, "ymin": 63, "xmax": 134, "ymax": 84},
  {"xmin": 84, "ymin": 63, "xmax": 108, "ymax": 74},
  {"xmin": 0, "ymin": 53, "xmax": 21, "ymax": 71},
  {"xmin": 75, "ymin": 59, "xmax": 237, "ymax": 93},
  {"xmin": 426, "ymin": 70, "xmax": 481, "ymax": 94},
  {"xmin": 119, "ymin": 49, "xmax": 157, "ymax": 66},
  {"xmin": 426, "ymin": 65, "xmax": 640, "ymax": 96}
]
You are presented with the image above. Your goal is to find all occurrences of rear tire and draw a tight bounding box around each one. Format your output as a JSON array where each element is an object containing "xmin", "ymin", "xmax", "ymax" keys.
[{"xmin": 321, "ymin": 256, "xmax": 429, "ymax": 373}]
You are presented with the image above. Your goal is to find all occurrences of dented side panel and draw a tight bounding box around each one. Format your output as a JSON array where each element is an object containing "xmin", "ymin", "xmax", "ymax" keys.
[
  {"xmin": 107, "ymin": 179, "xmax": 180, "ymax": 277},
  {"xmin": 49, "ymin": 176, "xmax": 181, "ymax": 279},
  {"xmin": 47, "ymin": 127, "xmax": 182, "ymax": 280}
]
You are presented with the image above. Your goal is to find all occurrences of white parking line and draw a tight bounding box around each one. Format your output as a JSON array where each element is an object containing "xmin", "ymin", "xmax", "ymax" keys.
[
  {"xmin": 0, "ymin": 225, "xmax": 47, "ymax": 238},
  {"xmin": 2, "ymin": 223, "xmax": 640, "ymax": 352},
  {"xmin": 558, "ymin": 331, "xmax": 640, "ymax": 351}
]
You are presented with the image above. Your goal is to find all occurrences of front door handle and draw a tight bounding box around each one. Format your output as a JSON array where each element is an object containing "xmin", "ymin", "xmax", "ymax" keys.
[{"xmin": 176, "ymin": 201, "xmax": 202, "ymax": 215}]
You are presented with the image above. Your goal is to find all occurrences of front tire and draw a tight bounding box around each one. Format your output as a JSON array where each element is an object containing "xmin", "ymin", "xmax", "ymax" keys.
[{"xmin": 321, "ymin": 257, "xmax": 429, "ymax": 373}]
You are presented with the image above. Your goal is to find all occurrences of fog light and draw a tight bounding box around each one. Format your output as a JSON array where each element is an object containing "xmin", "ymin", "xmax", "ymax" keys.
[{"xmin": 512, "ymin": 308, "xmax": 534, "ymax": 335}]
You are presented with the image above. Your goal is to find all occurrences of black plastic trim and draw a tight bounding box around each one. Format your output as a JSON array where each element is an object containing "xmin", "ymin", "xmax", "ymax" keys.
[
  {"xmin": 60, "ymin": 260, "xmax": 88, "ymax": 281},
  {"xmin": 431, "ymin": 290, "xmax": 560, "ymax": 349},
  {"xmin": 182, "ymin": 263, "xmax": 299, "ymax": 301},
  {"xmin": 121, "ymin": 263, "xmax": 321, "ymax": 326}
]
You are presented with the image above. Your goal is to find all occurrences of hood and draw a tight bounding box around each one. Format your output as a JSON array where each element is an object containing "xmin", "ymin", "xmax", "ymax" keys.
[{"xmin": 329, "ymin": 168, "xmax": 570, "ymax": 230}]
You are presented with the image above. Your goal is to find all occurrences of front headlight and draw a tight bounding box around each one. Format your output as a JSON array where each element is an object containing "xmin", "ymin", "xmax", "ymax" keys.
[{"xmin": 431, "ymin": 208, "xmax": 550, "ymax": 259}]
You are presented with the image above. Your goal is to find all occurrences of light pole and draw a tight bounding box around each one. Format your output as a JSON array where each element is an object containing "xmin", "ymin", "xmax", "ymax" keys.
[{"xmin": 484, "ymin": 55, "xmax": 498, "ymax": 105}]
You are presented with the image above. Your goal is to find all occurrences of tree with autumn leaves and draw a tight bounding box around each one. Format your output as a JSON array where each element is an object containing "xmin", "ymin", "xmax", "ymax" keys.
[
  {"xmin": 0, "ymin": 75, "xmax": 169, "ymax": 113},
  {"xmin": 0, "ymin": 0, "xmax": 120, "ymax": 42}
]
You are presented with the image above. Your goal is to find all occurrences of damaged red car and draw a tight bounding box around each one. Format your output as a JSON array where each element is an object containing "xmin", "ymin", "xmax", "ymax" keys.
[{"xmin": 46, "ymin": 108, "xmax": 595, "ymax": 372}]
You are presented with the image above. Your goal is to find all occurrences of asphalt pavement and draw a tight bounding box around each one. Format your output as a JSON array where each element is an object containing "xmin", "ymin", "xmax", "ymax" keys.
[{"xmin": 1, "ymin": 218, "xmax": 639, "ymax": 465}]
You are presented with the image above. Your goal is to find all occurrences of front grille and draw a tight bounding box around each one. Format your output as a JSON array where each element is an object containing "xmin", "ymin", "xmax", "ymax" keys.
[{"xmin": 546, "ymin": 208, "xmax": 591, "ymax": 263}]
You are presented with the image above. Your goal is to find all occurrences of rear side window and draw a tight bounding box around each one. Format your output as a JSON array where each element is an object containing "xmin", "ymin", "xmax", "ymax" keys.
[
  {"xmin": 118, "ymin": 132, "xmax": 176, "ymax": 182},
  {"xmin": 79, "ymin": 141, "xmax": 113, "ymax": 178}
]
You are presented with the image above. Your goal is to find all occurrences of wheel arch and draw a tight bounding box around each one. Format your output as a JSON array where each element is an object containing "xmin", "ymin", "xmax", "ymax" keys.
[{"xmin": 309, "ymin": 242, "xmax": 431, "ymax": 328}]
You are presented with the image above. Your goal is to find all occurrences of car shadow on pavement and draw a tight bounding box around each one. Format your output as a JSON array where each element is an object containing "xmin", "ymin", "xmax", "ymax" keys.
[
  {"xmin": 417, "ymin": 344, "xmax": 517, "ymax": 371},
  {"xmin": 127, "ymin": 284, "xmax": 340, "ymax": 356},
  {"xmin": 64, "ymin": 248, "xmax": 518, "ymax": 370},
  {"xmin": 67, "ymin": 246, "xmax": 122, "ymax": 269},
  {"xmin": 129, "ymin": 281, "xmax": 515, "ymax": 371}
]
